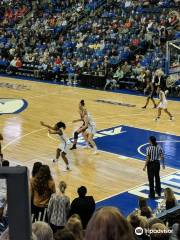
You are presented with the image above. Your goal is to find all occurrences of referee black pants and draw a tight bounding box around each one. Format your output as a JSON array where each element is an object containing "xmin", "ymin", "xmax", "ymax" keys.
[{"xmin": 147, "ymin": 161, "xmax": 161, "ymax": 197}]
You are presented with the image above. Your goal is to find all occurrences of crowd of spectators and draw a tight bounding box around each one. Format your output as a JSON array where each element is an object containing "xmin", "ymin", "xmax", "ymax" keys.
[
  {"xmin": 0, "ymin": 160, "xmax": 179, "ymax": 240},
  {"xmin": 0, "ymin": 0, "xmax": 32, "ymax": 27},
  {"xmin": 0, "ymin": 0, "xmax": 179, "ymax": 93},
  {"xmin": 0, "ymin": 1, "xmax": 179, "ymax": 239}
]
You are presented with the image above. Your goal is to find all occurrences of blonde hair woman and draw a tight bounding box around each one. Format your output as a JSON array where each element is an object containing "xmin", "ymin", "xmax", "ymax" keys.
[
  {"xmin": 47, "ymin": 181, "xmax": 70, "ymax": 233},
  {"xmin": 164, "ymin": 188, "xmax": 177, "ymax": 210},
  {"xmin": 156, "ymin": 188, "xmax": 177, "ymax": 214},
  {"xmin": 66, "ymin": 215, "xmax": 84, "ymax": 240},
  {"xmin": 32, "ymin": 222, "xmax": 53, "ymax": 240}
]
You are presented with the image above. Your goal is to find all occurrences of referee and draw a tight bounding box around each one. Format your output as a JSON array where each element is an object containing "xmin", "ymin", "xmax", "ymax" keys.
[{"xmin": 143, "ymin": 136, "xmax": 165, "ymax": 199}]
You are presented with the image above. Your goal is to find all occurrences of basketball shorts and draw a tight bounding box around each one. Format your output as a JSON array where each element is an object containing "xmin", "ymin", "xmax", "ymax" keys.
[
  {"xmin": 158, "ymin": 101, "xmax": 167, "ymax": 109},
  {"xmin": 87, "ymin": 125, "xmax": 96, "ymax": 135}
]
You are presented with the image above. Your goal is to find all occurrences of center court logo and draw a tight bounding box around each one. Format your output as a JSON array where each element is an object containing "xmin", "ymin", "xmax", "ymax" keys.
[
  {"xmin": 77, "ymin": 126, "xmax": 126, "ymax": 144},
  {"xmin": 0, "ymin": 98, "xmax": 28, "ymax": 115}
]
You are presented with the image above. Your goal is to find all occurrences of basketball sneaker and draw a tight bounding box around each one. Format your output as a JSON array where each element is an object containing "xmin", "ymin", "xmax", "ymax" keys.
[
  {"xmin": 70, "ymin": 145, "xmax": 76, "ymax": 150},
  {"xmin": 53, "ymin": 159, "xmax": 58, "ymax": 163},
  {"xmin": 154, "ymin": 117, "xmax": 160, "ymax": 121},
  {"xmin": 93, "ymin": 150, "xmax": 99, "ymax": 155},
  {"xmin": 169, "ymin": 116, "xmax": 175, "ymax": 121},
  {"xmin": 62, "ymin": 166, "xmax": 71, "ymax": 172}
]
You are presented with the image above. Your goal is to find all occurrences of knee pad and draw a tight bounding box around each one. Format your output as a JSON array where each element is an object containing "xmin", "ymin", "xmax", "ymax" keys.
[{"xmin": 74, "ymin": 131, "xmax": 79, "ymax": 140}]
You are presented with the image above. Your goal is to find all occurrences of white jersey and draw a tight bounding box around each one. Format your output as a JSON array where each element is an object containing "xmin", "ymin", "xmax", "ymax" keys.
[
  {"xmin": 158, "ymin": 90, "xmax": 167, "ymax": 109},
  {"xmin": 87, "ymin": 113, "xmax": 96, "ymax": 134},
  {"xmin": 87, "ymin": 113, "xmax": 96, "ymax": 127},
  {"xmin": 58, "ymin": 130, "xmax": 68, "ymax": 153}
]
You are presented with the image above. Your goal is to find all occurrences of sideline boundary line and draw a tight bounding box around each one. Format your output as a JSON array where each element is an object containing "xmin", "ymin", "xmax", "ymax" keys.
[{"xmin": 96, "ymin": 170, "xmax": 180, "ymax": 203}]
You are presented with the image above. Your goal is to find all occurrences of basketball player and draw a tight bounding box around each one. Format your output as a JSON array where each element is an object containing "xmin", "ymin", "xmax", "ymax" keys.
[
  {"xmin": 142, "ymin": 79, "xmax": 157, "ymax": 109},
  {"xmin": 0, "ymin": 133, "xmax": 3, "ymax": 162},
  {"xmin": 154, "ymin": 85, "xmax": 174, "ymax": 121},
  {"xmin": 40, "ymin": 121, "xmax": 70, "ymax": 170},
  {"xmin": 70, "ymin": 100, "xmax": 90, "ymax": 150},
  {"xmin": 83, "ymin": 109, "xmax": 98, "ymax": 154}
]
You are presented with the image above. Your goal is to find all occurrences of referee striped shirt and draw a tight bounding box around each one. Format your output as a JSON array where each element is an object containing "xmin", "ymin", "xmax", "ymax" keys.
[{"xmin": 146, "ymin": 145, "xmax": 164, "ymax": 162}]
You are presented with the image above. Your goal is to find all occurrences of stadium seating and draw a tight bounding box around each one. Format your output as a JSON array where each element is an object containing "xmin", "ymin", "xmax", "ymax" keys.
[
  {"xmin": 0, "ymin": 1, "xmax": 180, "ymax": 239},
  {"xmin": 0, "ymin": 0, "xmax": 32, "ymax": 27},
  {"xmin": 0, "ymin": 0, "xmax": 179, "ymax": 92}
]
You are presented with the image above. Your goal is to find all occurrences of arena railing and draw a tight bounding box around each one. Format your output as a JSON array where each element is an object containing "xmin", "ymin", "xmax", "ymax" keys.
[{"xmin": 0, "ymin": 166, "xmax": 31, "ymax": 240}]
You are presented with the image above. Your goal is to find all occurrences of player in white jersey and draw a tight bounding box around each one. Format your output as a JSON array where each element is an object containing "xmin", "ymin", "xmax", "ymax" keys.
[
  {"xmin": 155, "ymin": 85, "xmax": 174, "ymax": 121},
  {"xmin": 86, "ymin": 112, "xmax": 96, "ymax": 135},
  {"xmin": 40, "ymin": 121, "xmax": 70, "ymax": 170},
  {"xmin": 83, "ymin": 109, "xmax": 98, "ymax": 154}
]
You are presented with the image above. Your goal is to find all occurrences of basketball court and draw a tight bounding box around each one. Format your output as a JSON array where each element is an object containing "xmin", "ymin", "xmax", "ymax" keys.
[{"xmin": 0, "ymin": 76, "xmax": 180, "ymax": 215}]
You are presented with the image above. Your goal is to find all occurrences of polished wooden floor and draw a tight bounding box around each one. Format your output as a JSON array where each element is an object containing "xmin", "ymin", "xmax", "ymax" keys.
[{"xmin": 0, "ymin": 76, "xmax": 180, "ymax": 201}]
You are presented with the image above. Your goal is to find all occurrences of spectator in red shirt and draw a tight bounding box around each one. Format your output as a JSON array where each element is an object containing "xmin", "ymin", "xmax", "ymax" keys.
[
  {"xmin": 16, "ymin": 57, "xmax": 22, "ymax": 68},
  {"xmin": 132, "ymin": 38, "xmax": 140, "ymax": 47},
  {"xmin": 54, "ymin": 56, "xmax": 61, "ymax": 65}
]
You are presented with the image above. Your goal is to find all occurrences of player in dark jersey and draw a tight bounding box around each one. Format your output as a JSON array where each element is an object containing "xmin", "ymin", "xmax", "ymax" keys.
[
  {"xmin": 142, "ymin": 79, "xmax": 157, "ymax": 109},
  {"xmin": 70, "ymin": 100, "xmax": 91, "ymax": 150}
]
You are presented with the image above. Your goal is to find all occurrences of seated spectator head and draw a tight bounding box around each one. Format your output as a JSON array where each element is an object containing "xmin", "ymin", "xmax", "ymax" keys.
[
  {"xmin": 66, "ymin": 215, "xmax": 83, "ymax": 240},
  {"xmin": 59, "ymin": 181, "xmax": 67, "ymax": 194},
  {"xmin": 54, "ymin": 229, "xmax": 75, "ymax": 240},
  {"xmin": 140, "ymin": 206, "xmax": 153, "ymax": 219},
  {"xmin": 138, "ymin": 197, "xmax": 152, "ymax": 218},
  {"xmin": 0, "ymin": 228, "xmax": 37, "ymax": 240},
  {"xmin": 32, "ymin": 162, "xmax": 42, "ymax": 177},
  {"xmin": 137, "ymin": 215, "xmax": 148, "ymax": 229},
  {"xmin": 138, "ymin": 197, "xmax": 148, "ymax": 209},
  {"xmin": 77, "ymin": 186, "xmax": 87, "ymax": 198},
  {"xmin": 68, "ymin": 214, "xmax": 81, "ymax": 221},
  {"xmin": 150, "ymin": 223, "xmax": 170, "ymax": 240},
  {"xmin": 2, "ymin": 160, "xmax": 9, "ymax": 167},
  {"xmin": 85, "ymin": 207, "xmax": 135, "ymax": 240},
  {"xmin": 164, "ymin": 187, "xmax": 177, "ymax": 209},
  {"xmin": 148, "ymin": 218, "xmax": 164, "ymax": 228},
  {"xmin": 130, "ymin": 214, "xmax": 140, "ymax": 227},
  {"xmin": 128, "ymin": 212, "xmax": 148, "ymax": 229},
  {"xmin": 155, "ymin": 68, "xmax": 164, "ymax": 77},
  {"xmin": 32, "ymin": 221, "xmax": 53, "ymax": 240}
]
